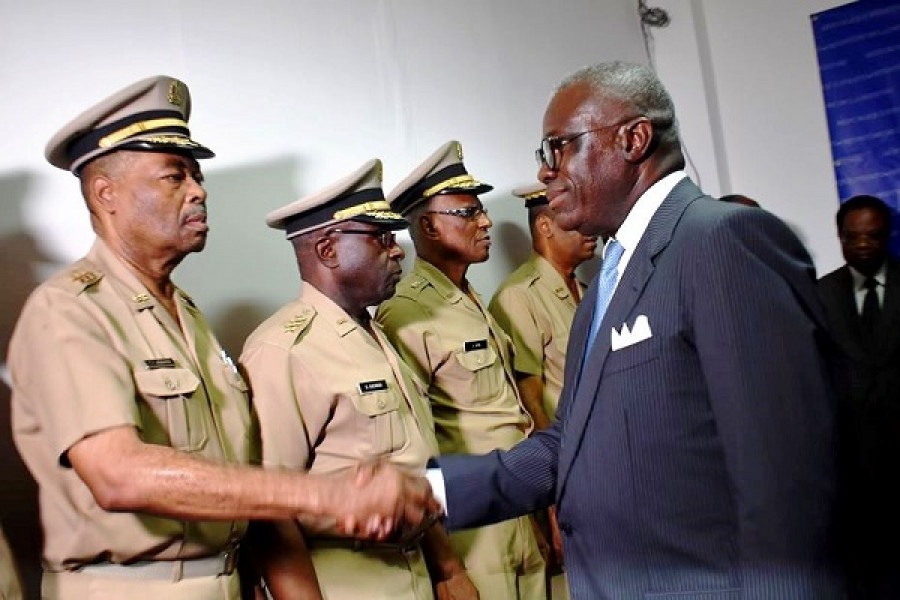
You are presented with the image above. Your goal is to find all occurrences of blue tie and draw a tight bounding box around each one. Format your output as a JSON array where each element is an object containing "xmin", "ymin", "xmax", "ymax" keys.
[{"xmin": 584, "ymin": 239, "xmax": 624, "ymax": 360}]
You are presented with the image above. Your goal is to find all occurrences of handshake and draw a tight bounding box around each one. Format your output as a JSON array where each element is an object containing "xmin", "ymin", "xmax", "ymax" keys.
[{"xmin": 320, "ymin": 460, "xmax": 443, "ymax": 541}]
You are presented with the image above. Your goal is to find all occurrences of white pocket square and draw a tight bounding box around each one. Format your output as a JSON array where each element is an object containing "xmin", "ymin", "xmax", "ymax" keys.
[{"xmin": 610, "ymin": 314, "xmax": 653, "ymax": 351}]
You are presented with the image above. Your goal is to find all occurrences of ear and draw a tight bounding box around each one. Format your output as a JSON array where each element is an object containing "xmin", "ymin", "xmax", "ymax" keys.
[
  {"xmin": 419, "ymin": 213, "xmax": 441, "ymax": 241},
  {"xmin": 89, "ymin": 174, "xmax": 117, "ymax": 214},
  {"xmin": 621, "ymin": 117, "xmax": 654, "ymax": 163},
  {"xmin": 536, "ymin": 213, "xmax": 553, "ymax": 239},
  {"xmin": 314, "ymin": 235, "xmax": 340, "ymax": 269}
]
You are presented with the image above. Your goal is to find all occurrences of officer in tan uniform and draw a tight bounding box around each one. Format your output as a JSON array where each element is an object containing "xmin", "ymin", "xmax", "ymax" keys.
[
  {"xmin": 489, "ymin": 183, "xmax": 596, "ymax": 430},
  {"xmin": 376, "ymin": 142, "xmax": 546, "ymax": 600},
  {"xmin": 9, "ymin": 75, "xmax": 437, "ymax": 600},
  {"xmin": 241, "ymin": 159, "xmax": 477, "ymax": 600},
  {"xmin": 0, "ymin": 524, "xmax": 23, "ymax": 600}
]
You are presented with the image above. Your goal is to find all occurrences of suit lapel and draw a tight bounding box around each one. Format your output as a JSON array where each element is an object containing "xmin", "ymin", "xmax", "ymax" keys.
[
  {"xmin": 874, "ymin": 258, "xmax": 900, "ymax": 355},
  {"xmin": 556, "ymin": 178, "xmax": 703, "ymax": 500}
]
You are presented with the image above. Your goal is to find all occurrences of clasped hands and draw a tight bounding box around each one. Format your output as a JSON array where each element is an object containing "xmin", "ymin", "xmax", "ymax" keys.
[{"xmin": 326, "ymin": 460, "xmax": 442, "ymax": 541}]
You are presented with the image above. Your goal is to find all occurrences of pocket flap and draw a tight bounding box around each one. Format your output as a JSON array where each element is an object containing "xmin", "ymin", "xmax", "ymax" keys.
[
  {"xmin": 134, "ymin": 368, "xmax": 200, "ymax": 397},
  {"xmin": 349, "ymin": 389, "xmax": 401, "ymax": 417},
  {"xmin": 455, "ymin": 346, "xmax": 498, "ymax": 372}
]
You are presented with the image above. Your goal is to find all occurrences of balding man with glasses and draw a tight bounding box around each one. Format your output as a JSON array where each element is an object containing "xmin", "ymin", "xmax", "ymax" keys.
[
  {"xmin": 429, "ymin": 62, "xmax": 843, "ymax": 599},
  {"xmin": 377, "ymin": 142, "xmax": 547, "ymax": 600}
]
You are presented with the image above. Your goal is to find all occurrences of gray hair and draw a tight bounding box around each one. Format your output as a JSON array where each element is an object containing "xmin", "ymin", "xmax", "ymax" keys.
[{"xmin": 557, "ymin": 61, "xmax": 679, "ymax": 145}]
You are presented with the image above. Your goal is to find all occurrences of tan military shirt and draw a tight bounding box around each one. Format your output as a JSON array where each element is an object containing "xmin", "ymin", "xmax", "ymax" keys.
[
  {"xmin": 241, "ymin": 284, "xmax": 439, "ymax": 600},
  {"xmin": 375, "ymin": 258, "xmax": 530, "ymax": 455},
  {"xmin": 489, "ymin": 252, "xmax": 586, "ymax": 419},
  {"xmin": 9, "ymin": 238, "xmax": 255, "ymax": 571},
  {"xmin": 240, "ymin": 283, "xmax": 439, "ymax": 525},
  {"xmin": 0, "ymin": 524, "xmax": 22, "ymax": 600}
]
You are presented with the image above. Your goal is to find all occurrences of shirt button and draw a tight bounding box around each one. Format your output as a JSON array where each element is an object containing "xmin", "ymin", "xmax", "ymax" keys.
[
  {"xmin": 377, "ymin": 399, "xmax": 386, "ymax": 409},
  {"xmin": 164, "ymin": 378, "xmax": 176, "ymax": 391},
  {"xmin": 476, "ymin": 356, "xmax": 484, "ymax": 364}
]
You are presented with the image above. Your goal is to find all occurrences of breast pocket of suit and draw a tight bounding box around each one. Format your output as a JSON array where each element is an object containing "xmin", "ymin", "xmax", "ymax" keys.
[
  {"xmin": 134, "ymin": 367, "xmax": 209, "ymax": 452},
  {"xmin": 444, "ymin": 345, "xmax": 504, "ymax": 405},
  {"xmin": 602, "ymin": 337, "xmax": 660, "ymax": 376},
  {"xmin": 348, "ymin": 382, "xmax": 407, "ymax": 456}
]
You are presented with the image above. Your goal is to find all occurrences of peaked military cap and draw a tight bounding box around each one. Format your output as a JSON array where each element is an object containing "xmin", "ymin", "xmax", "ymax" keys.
[
  {"xmin": 45, "ymin": 75, "xmax": 214, "ymax": 175},
  {"xmin": 387, "ymin": 141, "xmax": 493, "ymax": 215},
  {"xmin": 513, "ymin": 182, "xmax": 548, "ymax": 208},
  {"xmin": 267, "ymin": 159, "xmax": 407, "ymax": 239}
]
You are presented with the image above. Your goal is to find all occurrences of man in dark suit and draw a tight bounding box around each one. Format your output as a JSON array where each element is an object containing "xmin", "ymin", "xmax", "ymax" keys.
[
  {"xmin": 431, "ymin": 61, "xmax": 842, "ymax": 599},
  {"xmin": 819, "ymin": 194, "xmax": 900, "ymax": 599}
]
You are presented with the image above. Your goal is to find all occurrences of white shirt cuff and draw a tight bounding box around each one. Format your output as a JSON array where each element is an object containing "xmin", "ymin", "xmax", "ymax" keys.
[{"xmin": 425, "ymin": 467, "xmax": 448, "ymax": 516}]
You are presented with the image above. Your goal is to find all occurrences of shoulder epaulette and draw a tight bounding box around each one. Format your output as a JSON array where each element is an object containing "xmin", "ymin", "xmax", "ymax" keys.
[
  {"xmin": 272, "ymin": 306, "xmax": 317, "ymax": 349},
  {"xmin": 57, "ymin": 260, "xmax": 104, "ymax": 295},
  {"xmin": 397, "ymin": 276, "xmax": 431, "ymax": 299}
]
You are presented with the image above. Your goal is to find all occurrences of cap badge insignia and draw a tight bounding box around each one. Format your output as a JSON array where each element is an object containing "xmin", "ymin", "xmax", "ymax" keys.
[{"xmin": 167, "ymin": 81, "xmax": 184, "ymax": 106}]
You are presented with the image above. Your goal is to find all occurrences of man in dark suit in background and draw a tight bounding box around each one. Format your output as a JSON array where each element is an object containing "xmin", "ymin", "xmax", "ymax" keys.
[
  {"xmin": 819, "ymin": 194, "xmax": 900, "ymax": 599},
  {"xmin": 432, "ymin": 61, "xmax": 843, "ymax": 599}
]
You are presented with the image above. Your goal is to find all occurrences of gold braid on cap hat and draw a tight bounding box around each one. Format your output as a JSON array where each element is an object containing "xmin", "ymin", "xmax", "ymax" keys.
[
  {"xmin": 423, "ymin": 174, "xmax": 479, "ymax": 198},
  {"xmin": 99, "ymin": 117, "xmax": 190, "ymax": 148},
  {"xmin": 333, "ymin": 200, "xmax": 393, "ymax": 220}
]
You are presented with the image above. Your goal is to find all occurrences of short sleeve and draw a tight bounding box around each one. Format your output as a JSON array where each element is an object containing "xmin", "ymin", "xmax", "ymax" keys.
[
  {"xmin": 489, "ymin": 287, "xmax": 543, "ymax": 378},
  {"xmin": 9, "ymin": 287, "xmax": 140, "ymax": 465}
]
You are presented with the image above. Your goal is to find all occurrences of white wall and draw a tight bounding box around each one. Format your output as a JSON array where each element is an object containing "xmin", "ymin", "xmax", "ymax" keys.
[
  {"xmin": 0, "ymin": 0, "xmax": 645, "ymax": 355},
  {"xmin": 650, "ymin": 0, "xmax": 855, "ymax": 274}
]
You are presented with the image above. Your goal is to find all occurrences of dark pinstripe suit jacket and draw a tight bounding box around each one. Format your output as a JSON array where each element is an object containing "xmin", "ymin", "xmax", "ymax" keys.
[{"xmin": 441, "ymin": 178, "xmax": 844, "ymax": 599}]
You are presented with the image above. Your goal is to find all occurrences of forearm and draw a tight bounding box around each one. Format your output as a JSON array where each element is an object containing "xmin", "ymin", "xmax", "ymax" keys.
[
  {"xmin": 516, "ymin": 374, "xmax": 551, "ymax": 430},
  {"xmin": 68, "ymin": 426, "xmax": 334, "ymax": 521},
  {"xmin": 421, "ymin": 522, "xmax": 466, "ymax": 581},
  {"xmin": 441, "ymin": 430, "xmax": 559, "ymax": 530},
  {"xmin": 69, "ymin": 425, "xmax": 438, "ymax": 540},
  {"xmin": 246, "ymin": 520, "xmax": 323, "ymax": 600}
]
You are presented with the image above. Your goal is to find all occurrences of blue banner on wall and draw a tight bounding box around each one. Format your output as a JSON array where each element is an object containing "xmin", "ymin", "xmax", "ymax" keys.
[{"xmin": 812, "ymin": 0, "xmax": 900, "ymax": 251}]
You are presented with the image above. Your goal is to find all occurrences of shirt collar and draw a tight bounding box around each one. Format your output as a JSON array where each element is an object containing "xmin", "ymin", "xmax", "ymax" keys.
[
  {"xmin": 605, "ymin": 170, "xmax": 687, "ymax": 269},
  {"xmin": 413, "ymin": 257, "xmax": 466, "ymax": 303},
  {"xmin": 849, "ymin": 262, "xmax": 887, "ymax": 290}
]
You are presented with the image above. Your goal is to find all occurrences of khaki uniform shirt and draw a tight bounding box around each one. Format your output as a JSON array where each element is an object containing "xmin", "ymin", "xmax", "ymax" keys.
[
  {"xmin": 240, "ymin": 284, "xmax": 439, "ymax": 600},
  {"xmin": 376, "ymin": 259, "xmax": 545, "ymax": 600},
  {"xmin": 9, "ymin": 239, "xmax": 255, "ymax": 572},
  {"xmin": 0, "ymin": 524, "xmax": 22, "ymax": 600},
  {"xmin": 375, "ymin": 258, "xmax": 530, "ymax": 455},
  {"xmin": 240, "ymin": 283, "xmax": 438, "ymax": 483},
  {"xmin": 489, "ymin": 253, "xmax": 586, "ymax": 419}
]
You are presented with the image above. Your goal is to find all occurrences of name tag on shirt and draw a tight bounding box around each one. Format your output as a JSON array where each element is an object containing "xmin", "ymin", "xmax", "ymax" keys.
[
  {"xmin": 464, "ymin": 339, "xmax": 488, "ymax": 352},
  {"xmin": 358, "ymin": 379, "xmax": 389, "ymax": 394},
  {"xmin": 144, "ymin": 358, "xmax": 176, "ymax": 370}
]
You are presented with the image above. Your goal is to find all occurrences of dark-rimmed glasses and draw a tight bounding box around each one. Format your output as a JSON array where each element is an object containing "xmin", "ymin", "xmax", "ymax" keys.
[
  {"xmin": 426, "ymin": 206, "xmax": 488, "ymax": 221},
  {"xmin": 328, "ymin": 228, "xmax": 397, "ymax": 249},
  {"xmin": 535, "ymin": 120, "xmax": 634, "ymax": 170}
]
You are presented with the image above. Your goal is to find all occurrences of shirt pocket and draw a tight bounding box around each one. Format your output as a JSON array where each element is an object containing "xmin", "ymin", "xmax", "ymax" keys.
[
  {"xmin": 134, "ymin": 368, "xmax": 209, "ymax": 452},
  {"xmin": 444, "ymin": 346, "xmax": 503, "ymax": 405},
  {"xmin": 348, "ymin": 386, "xmax": 407, "ymax": 456}
]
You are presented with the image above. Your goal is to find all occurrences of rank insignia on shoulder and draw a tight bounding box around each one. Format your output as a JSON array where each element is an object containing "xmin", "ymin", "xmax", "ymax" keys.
[
  {"xmin": 284, "ymin": 312, "xmax": 311, "ymax": 333},
  {"xmin": 358, "ymin": 379, "xmax": 389, "ymax": 394},
  {"xmin": 71, "ymin": 270, "xmax": 100, "ymax": 285},
  {"xmin": 132, "ymin": 293, "xmax": 151, "ymax": 304},
  {"xmin": 464, "ymin": 339, "xmax": 488, "ymax": 352}
]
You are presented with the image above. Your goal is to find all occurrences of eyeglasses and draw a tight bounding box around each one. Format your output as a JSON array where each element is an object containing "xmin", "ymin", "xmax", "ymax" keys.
[
  {"xmin": 426, "ymin": 206, "xmax": 488, "ymax": 221},
  {"xmin": 328, "ymin": 228, "xmax": 397, "ymax": 249},
  {"xmin": 535, "ymin": 120, "xmax": 634, "ymax": 171}
]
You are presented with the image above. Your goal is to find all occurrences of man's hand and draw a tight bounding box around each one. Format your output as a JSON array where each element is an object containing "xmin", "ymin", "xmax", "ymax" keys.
[
  {"xmin": 435, "ymin": 571, "xmax": 480, "ymax": 600},
  {"xmin": 548, "ymin": 505, "xmax": 565, "ymax": 568},
  {"xmin": 325, "ymin": 461, "xmax": 441, "ymax": 540}
]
